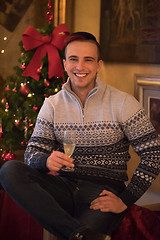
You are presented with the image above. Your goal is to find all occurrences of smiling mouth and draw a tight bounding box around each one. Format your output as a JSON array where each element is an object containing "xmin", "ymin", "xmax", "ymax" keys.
[{"xmin": 74, "ymin": 73, "xmax": 88, "ymax": 77}]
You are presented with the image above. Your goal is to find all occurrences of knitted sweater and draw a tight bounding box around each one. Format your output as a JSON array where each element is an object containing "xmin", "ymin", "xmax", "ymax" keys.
[{"xmin": 24, "ymin": 75, "xmax": 160, "ymax": 207}]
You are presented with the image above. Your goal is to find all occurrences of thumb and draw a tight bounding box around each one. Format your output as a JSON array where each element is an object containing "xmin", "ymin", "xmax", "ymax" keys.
[{"xmin": 99, "ymin": 190, "xmax": 116, "ymax": 197}]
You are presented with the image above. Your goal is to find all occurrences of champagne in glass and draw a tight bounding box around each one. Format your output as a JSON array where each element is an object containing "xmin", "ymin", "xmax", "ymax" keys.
[{"xmin": 61, "ymin": 130, "xmax": 76, "ymax": 172}]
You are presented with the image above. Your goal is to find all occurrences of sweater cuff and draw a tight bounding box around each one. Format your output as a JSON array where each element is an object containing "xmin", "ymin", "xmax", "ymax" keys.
[
  {"xmin": 32, "ymin": 153, "xmax": 50, "ymax": 172},
  {"xmin": 119, "ymin": 188, "xmax": 139, "ymax": 207}
]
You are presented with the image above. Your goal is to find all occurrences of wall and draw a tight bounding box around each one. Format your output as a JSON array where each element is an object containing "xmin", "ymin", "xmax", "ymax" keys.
[{"xmin": 72, "ymin": 0, "xmax": 160, "ymax": 202}]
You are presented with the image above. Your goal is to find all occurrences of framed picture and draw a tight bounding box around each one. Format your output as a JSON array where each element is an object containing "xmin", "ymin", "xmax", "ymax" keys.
[
  {"xmin": 135, "ymin": 75, "xmax": 160, "ymax": 135},
  {"xmin": 100, "ymin": 0, "xmax": 160, "ymax": 63},
  {"xmin": 0, "ymin": 0, "xmax": 32, "ymax": 32}
]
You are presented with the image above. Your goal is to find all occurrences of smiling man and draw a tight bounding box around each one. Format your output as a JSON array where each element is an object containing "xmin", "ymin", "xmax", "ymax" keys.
[
  {"xmin": 63, "ymin": 38, "xmax": 102, "ymax": 106},
  {"xmin": 0, "ymin": 32, "xmax": 160, "ymax": 240}
]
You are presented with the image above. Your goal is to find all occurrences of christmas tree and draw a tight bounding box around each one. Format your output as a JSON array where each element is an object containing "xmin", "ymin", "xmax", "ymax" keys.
[{"xmin": 0, "ymin": 1, "xmax": 69, "ymax": 161}]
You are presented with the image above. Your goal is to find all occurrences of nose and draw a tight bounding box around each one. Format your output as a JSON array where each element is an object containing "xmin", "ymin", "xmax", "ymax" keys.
[{"xmin": 75, "ymin": 60, "xmax": 84, "ymax": 71}]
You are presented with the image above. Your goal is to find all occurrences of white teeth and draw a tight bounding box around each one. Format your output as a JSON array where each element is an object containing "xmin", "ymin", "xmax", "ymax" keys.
[{"xmin": 75, "ymin": 73, "xmax": 87, "ymax": 77}]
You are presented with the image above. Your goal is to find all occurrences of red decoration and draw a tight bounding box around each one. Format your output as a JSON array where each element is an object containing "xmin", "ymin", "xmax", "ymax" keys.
[
  {"xmin": 0, "ymin": 123, "xmax": 3, "ymax": 141},
  {"xmin": 12, "ymin": 88, "xmax": 17, "ymax": 92},
  {"xmin": 1, "ymin": 152, "xmax": 7, "ymax": 160},
  {"xmin": 5, "ymin": 102, "xmax": 9, "ymax": 110},
  {"xmin": 15, "ymin": 120, "xmax": 20, "ymax": 126},
  {"xmin": 21, "ymin": 63, "xmax": 26, "ymax": 70},
  {"xmin": 33, "ymin": 106, "xmax": 38, "ymax": 112},
  {"xmin": 46, "ymin": 0, "xmax": 53, "ymax": 24},
  {"xmin": 29, "ymin": 122, "xmax": 34, "ymax": 127},
  {"xmin": 5, "ymin": 152, "xmax": 16, "ymax": 161},
  {"xmin": 5, "ymin": 86, "xmax": 10, "ymax": 92},
  {"xmin": 44, "ymin": 79, "xmax": 50, "ymax": 87},
  {"xmin": 37, "ymin": 67, "xmax": 42, "ymax": 74},
  {"xmin": 21, "ymin": 141, "xmax": 28, "ymax": 147},
  {"xmin": 20, "ymin": 84, "xmax": 30, "ymax": 96},
  {"xmin": 1, "ymin": 98, "xmax": 6, "ymax": 103},
  {"xmin": 46, "ymin": 11, "xmax": 54, "ymax": 23},
  {"xmin": 22, "ymin": 24, "xmax": 69, "ymax": 81},
  {"xmin": 0, "ymin": 131, "xmax": 3, "ymax": 141}
]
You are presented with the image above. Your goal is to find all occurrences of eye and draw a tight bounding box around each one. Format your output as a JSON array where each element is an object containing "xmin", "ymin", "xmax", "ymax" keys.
[
  {"xmin": 85, "ymin": 59, "xmax": 92, "ymax": 62},
  {"xmin": 69, "ymin": 57, "xmax": 78, "ymax": 62},
  {"xmin": 85, "ymin": 58, "xmax": 94, "ymax": 62}
]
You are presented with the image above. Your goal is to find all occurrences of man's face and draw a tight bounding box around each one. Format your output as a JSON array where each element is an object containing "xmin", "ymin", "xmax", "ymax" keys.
[{"xmin": 63, "ymin": 41, "xmax": 102, "ymax": 93}]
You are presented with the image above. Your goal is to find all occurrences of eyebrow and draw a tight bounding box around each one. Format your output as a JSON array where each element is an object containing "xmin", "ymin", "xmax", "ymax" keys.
[
  {"xmin": 68, "ymin": 55, "xmax": 96, "ymax": 60},
  {"xmin": 68, "ymin": 55, "xmax": 78, "ymax": 59}
]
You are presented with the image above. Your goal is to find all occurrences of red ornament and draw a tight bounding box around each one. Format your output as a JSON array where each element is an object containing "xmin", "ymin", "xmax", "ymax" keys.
[
  {"xmin": 46, "ymin": 11, "xmax": 54, "ymax": 23},
  {"xmin": 29, "ymin": 122, "xmax": 34, "ymax": 127},
  {"xmin": 1, "ymin": 152, "xmax": 7, "ymax": 160},
  {"xmin": 37, "ymin": 67, "xmax": 42, "ymax": 74},
  {"xmin": 21, "ymin": 141, "xmax": 28, "ymax": 146},
  {"xmin": 15, "ymin": 120, "xmax": 20, "ymax": 126},
  {"xmin": 5, "ymin": 102, "xmax": 9, "ymax": 109},
  {"xmin": 5, "ymin": 86, "xmax": 10, "ymax": 92},
  {"xmin": 20, "ymin": 84, "xmax": 30, "ymax": 96},
  {"xmin": 33, "ymin": 106, "xmax": 38, "ymax": 112},
  {"xmin": 21, "ymin": 63, "xmax": 26, "ymax": 70},
  {"xmin": 12, "ymin": 88, "xmax": 17, "ymax": 92},
  {"xmin": 46, "ymin": 0, "xmax": 53, "ymax": 24},
  {"xmin": 5, "ymin": 152, "xmax": 16, "ymax": 161},
  {"xmin": 44, "ymin": 79, "xmax": 50, "ymax": 87},
  {"xmin": 1, "ymin": 98, "xmax": 6, "ymax": 103}
]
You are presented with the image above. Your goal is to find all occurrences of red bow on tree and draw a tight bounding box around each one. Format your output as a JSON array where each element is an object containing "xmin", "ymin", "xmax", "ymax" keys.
[{"xmin": 22, "ymin": 24, "xmax": 70, "ymax": 80}]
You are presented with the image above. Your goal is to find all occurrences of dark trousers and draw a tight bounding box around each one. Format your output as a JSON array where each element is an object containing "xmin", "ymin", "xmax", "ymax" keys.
[{"xmin": 0, "ymin": 160, "xmax": 124, "ymax": 239}]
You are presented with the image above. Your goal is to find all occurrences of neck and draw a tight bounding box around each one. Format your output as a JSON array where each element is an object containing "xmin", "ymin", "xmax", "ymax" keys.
[{"xmin": 72, "ymin": 87, "xmax": 90, "ymax": 107}]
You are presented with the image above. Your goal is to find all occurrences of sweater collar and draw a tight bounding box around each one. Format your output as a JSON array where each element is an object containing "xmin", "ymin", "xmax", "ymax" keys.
[{"xmin": 62, "ymin": 73, "xmax": 104, "ymax": 94}]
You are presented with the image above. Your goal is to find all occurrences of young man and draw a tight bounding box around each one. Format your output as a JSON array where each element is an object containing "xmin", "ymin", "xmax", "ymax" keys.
[{"xmin": 0, "ymin": 32, "xmax": 160, "ymax": 240}]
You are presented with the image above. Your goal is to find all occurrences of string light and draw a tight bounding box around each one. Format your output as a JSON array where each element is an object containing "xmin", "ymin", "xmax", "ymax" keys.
[
  {"xmin": 1, "ymin": 36, "xmax": 7, "ymax": 54},
  {"xmin": 27, "ymin": 93, "xmax": 35, "ymax": 97}
]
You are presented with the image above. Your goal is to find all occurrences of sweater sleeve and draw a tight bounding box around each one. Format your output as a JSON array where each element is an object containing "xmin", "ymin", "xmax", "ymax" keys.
[
  {"xmin": 24, "ymin": 97, "xmax": 56, "ymax": 171},
  {"xmin": 119, "ymin": 94, "xmax": 160, "ymax": 206}
]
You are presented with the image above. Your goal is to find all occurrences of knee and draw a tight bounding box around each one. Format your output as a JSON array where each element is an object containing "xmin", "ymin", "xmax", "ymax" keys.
[{"xmin": 0, "ymin": 160, "xmax": 23, "ymax": 189}]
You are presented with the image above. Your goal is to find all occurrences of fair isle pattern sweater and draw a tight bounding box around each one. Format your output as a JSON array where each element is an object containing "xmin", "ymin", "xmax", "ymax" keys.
[{"xmin": 24, "ymin": 75, "xmax": 160, "ymax": 207}]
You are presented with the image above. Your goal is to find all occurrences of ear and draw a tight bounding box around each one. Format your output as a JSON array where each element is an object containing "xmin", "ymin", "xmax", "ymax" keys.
[
  {"xmin": 97, "ymin": 60, "xmax": 103, "ymax": 72},
  {"xmin": 63, "ymin": 59, "xmax": 67, "ymax": 71}
]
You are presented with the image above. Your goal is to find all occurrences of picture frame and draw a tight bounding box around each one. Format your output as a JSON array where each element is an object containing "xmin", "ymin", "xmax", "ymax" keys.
[
  {"xmin": 54, "ymin": 0, "xmax": 66, "ymax": 26},
  {"xmin": 134, "ymin": 75, "xmax": 160, "ymax": 135},
  {"xmin": 100, "ymin": 0, "xmax": 160, "ymax": 63}
]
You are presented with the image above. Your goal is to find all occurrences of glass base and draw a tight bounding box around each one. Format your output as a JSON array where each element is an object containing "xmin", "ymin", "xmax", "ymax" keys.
[{"xmin": 61, "ymin": 166, "xmax": 75, "ymax": 172}]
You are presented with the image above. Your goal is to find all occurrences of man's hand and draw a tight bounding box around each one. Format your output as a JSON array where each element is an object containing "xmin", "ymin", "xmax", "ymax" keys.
[
  {"xmin": 46, "ymin": 151, "xmax": 74, "ymax": 173},
  {"xmin": 90, "ymin": 190, "xmax": 127, "ymax": 213}
]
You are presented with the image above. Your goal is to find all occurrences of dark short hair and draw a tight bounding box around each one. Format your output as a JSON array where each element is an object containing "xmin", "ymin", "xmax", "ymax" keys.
[{"xmin": 64, "ymin": 32, "xmax": 101, "ymax": 60}]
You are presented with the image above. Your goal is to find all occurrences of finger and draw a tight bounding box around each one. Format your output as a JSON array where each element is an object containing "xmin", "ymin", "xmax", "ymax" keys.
[
  {"xmin": 99, "ymin": 208, "xmax": 110, "ymax": 212},
  {"xmin": 90, "ymin": 196, "xmax": 108, "ymax": 207},
  {"xmin": 90, "ymin": 200, "xmax": 109, "ymax": 211},
  {"xmin": 54, "ymin": 151, "xmax": 74, "ymax": 162},
  {"xmin": 99, "ymin": 190, "xmax": 117, "ymax": 198},
  {"xmin": 52, "ymin": 152, "xmax": 74, "ymax": 167}
]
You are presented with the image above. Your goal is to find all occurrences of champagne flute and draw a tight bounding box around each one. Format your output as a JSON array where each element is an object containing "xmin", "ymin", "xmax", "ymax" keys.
[{"xmin": 61, "ymin": 130, "xmax": 76, "ymax": 172}]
